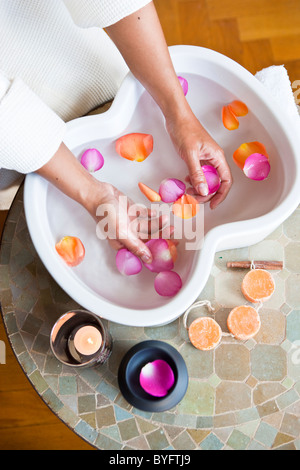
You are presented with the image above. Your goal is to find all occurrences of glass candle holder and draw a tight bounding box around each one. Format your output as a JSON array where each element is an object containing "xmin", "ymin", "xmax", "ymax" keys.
[{"xmin": 50, "ymin": 310, "xmax": 112, "ymax": 368}]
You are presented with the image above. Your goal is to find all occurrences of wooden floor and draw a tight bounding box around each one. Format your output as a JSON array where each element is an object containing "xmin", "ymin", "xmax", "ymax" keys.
[
  {"xmin": 0, "ymin": 0, "xmax": 299, "ymax": 450},
  {"xmin": 155, "ymin": 0, "xmax": 300, "ymax": 84}
]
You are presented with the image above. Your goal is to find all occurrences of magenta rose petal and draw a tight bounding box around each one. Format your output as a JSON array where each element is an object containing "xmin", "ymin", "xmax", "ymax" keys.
[
  {"xmin": 178, "ymin": 76, "xmax": 188, "ymax": 96},
  {"xmin": 144, "ymin": 239, "xmax": 174, "ymax": 273},
  {"xmin": 202, "ymin": 165, "xmax": 221, "ymax": 194},
  {"xmin": 80, "ymin": 148, "xmax": 104, "ymax": 173},
  {"xmin": 243, "ymin": 153, "xmax": 271, "ymax": 181},
  {"xmin": 159, "ymin": 178, "xmax": 186, "ymax": 203},
  {"xmin": 116, "ymin": 248, "xmax": 142, "ymax": 276},
  {"xmin": 139, "ymin": 359, "xmax": 175, "ymax": 397},
  {"xmin": 154, "ymin": 271, "xmax": 182, "ymax": 297}
]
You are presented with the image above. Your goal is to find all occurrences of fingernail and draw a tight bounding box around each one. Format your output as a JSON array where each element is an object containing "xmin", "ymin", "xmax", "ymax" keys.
[
  {"xmin": 141, "ymin": 253, "xmax": 152, "ymax": 264},
  {"xmin": 197, "ymin": 183, "xmax": 209, "ymax": 196}
]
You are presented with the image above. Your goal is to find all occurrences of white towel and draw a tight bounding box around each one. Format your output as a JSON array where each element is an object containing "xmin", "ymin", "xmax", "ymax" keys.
[
  {"xmin": 255, "ymin": 65, "xmax": 300, "ymax": 128},
  {"xmin": 0, "ymin": 64, "xmax": 299, "ymax": 211}
]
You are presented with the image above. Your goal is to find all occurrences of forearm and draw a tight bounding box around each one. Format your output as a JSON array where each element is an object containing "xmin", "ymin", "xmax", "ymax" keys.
[
  {"xmin": 106, "ymin": 2, "xmax": 191, "ymax": 122},
  {"xmin": 36, "ymin": 142, "xmax": 101, "ymax": 216}
]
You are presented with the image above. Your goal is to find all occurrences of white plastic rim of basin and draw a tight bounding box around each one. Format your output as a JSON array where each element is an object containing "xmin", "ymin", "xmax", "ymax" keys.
[{"xmin": 24, "ymin": 46, "xmax": 300, "ymax": 327}]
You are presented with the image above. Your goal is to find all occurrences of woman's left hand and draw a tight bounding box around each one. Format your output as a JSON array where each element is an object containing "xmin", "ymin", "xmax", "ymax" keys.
[{"xmin": 166, "ymin": 111, "xmax": 233, "ymax": 210}]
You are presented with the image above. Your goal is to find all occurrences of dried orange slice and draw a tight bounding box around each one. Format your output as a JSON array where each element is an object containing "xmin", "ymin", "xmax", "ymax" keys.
[
  {"xmin": 241, "ymin": 269, "xmax": 275, "ymax": 303},
  {"xmin": 227, "ymin": 305, "xmax": 261, "ymax": 340},
  {"xmin": 188, "ymin": 317, "xmax": 222, "ymax": 351}
]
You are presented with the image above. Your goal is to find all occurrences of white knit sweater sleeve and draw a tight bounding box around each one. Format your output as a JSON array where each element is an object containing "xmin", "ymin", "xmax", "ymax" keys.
[
  {"xmin": 63, "ymin": 0, "xmax": 152, "ymax": 28},
  {"xmin": 0, "ymin": 72, "xmax": 66, "ymax": 174}
]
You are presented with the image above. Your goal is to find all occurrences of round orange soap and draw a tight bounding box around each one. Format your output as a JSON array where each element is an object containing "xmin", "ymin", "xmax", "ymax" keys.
[
  {"xmin": 188, "ymin": 317, "xmax": 222, "ymax": 351},
  {"xmin": 241, "ymin": 269, "xmax": 275, "ymax": 303},
  {"xmin": 227, "ymin": 305, "xmax": 261, "ymax": 340}
]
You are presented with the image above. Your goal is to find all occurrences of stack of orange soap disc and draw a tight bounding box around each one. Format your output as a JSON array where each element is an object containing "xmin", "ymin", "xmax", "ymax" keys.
[
  {"xmin": 241, "ymin": 269, "xmax": 275, "ymax": 303},
  {"xmin": 188, "ymin": 317, "xmax": 222, "ymax": 351},
  {"xmin": 227, "ymin": 305, "xmax": 261, "ymax": 340}
]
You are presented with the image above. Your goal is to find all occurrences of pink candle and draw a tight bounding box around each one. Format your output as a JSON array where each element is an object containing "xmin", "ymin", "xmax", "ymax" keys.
[{"xmin": 73, "ymin": 326, "xmax": 102, "ymax": 356}]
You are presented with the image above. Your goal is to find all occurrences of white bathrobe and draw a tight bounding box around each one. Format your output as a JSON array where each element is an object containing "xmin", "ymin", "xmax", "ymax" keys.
[{"xmin": 0, "ymin": 0, "xmax": 151, "ymax": 209}]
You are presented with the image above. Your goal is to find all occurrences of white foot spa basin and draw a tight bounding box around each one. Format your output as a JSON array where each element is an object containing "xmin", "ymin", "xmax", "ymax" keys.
[{"xmin": 24, "ymin": 46, "xmax": 300, "ymax": 327}]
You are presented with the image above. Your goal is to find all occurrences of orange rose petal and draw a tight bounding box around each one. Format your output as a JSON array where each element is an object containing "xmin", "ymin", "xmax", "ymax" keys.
[
  {"xmin": 166, "ymin": 239, "xmax": 178, "ymax": 263},
  {"xmin": 228, "ymin": 100, "xmax": 248, "ymax": 117},
  {"xmin": 227, "ymin": 305, "xmax": 261, "ymax": 340},
  {"xmin": 241, "ymin": 269, "xmax": 275, "ymax": 303},
  {"xmin": 138, "ymin": 182, "xmax": 161, "ymax": 202},
  {"xmin": 189, "ymin": 317, "xmax": 222, "ymax": 351},
  {"xmin": 116, "ymin": 133, "xmax": 153, "ymax": 162},
  {"xmin": 55, "ymin": 236, "xmax": 85, "ymax": 267},
  {"xmin": 233, "ymin": 141, "xmax": 269, "ymax": 170},
  {"xmin": 172, "ymin": 194, "xmax": 199, "ymax": 219},
  {"xmin": 222, "ymin": 105, "xmax": 239, "ymax": 130}
]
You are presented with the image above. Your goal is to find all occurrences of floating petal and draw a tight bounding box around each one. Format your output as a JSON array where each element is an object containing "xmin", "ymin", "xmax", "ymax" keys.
[
  {"xmin": 55, "ymin": 236, "xmax": 85, "ymax": 267},
  {"xmin": 228, "ymin": 100, "xmax": 248, "ymax": 117},
  {"xmin": 222, "ymin": 105, "xmax": 239, "ymax": 130},
  {"xmin": 243, "ymin": 153, "xmax": 271, "ymax": 181},
  {"xmin": 116, "ymin": 248, "xmax": 142, "ymax": 276},
  {"xmin": 178, "ymin": 76, "xmax": 188, "ymax": 96},
  {"xmin": 166, "ymin": 239, "xmax": 178, "ymax": 263},
  {"xmin": 144, "ymin": 239, "xmax": 174, "ymax": 273},
  {"xmin": 138, "ymin": 182, "xmax": 161, "ymax": 202},
  {"xmin": 116, "ymin": 133, "xmax": 153, "ymax": 162},
  {"xmin": 172, "ymin": 194, "xmax": 199, "ymax": 219},
  {"xmin": 159, "ymin": 178, "xmax": 186, "ymax": 203},
  {"xmin": 154, "ymin": 271, "xmax": 182, "ymax": 297},
  {"xmin": 80, "ymin": 148, "xmax": 104, "ymax": 172},
  {"xmin": 202, "ymin": 165, "xmax": 221, "ymax": 194},
  {"xmin": 233, "ymin": 141, "xmax": 269, "ymax": 170}
]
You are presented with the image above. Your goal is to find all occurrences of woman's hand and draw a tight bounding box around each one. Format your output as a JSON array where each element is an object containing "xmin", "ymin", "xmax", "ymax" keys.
[
  {"xmin": 37, "ymin": 143, "xmax": 171, "ymax": 263},
  {"xmin": 166, "ymin": 110, "xmax": 233, "ymax": 209},
  {"xmin": 89, "ymin": 181, "xmax": 171, "ymax": 263},
  {"xmin": 107, "ymin": 2, "xmax": 233, "ymax": 210}
]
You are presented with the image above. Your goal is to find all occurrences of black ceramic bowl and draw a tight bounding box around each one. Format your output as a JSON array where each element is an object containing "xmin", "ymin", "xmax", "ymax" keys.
[{"xmin": 118, "ymin": 340, "xmax": 188, "ymax": 412}]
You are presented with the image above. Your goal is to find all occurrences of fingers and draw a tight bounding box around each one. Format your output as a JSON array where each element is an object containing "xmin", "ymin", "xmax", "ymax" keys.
[
  {"xmin": 109, "ymin": 212, "xmax": 174, "ymax": 263},
  {"xmin": 119, "ymin": 235, "xmax": 153, "ymax": 264},
  {"xmin": 185, "ymin": 150, "xmax": 209, "ymax": 197},
  {"xmin": 185, "ymin": 150, "xmax": 233, "ymax": 209},
  {"xmin": 210, "ymin": 151, "xmax": 233, "ymax": 209},
  {"xmin": 134, "ymin": 214, "xmax": 169, "ymax": 237}
]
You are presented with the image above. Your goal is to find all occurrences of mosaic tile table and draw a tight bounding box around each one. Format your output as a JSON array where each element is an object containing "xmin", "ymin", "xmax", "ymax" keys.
[{"xmin": 1, "ymin": 186, "xmax": 300, "ymax": 450}]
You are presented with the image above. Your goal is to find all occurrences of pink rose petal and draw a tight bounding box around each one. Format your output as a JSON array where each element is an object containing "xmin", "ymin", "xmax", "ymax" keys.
[
  {"xmin": 243, "ymin": 153, "xmax": 271, "ymax": 181},
  {"xmin": 81, "ymin": 148, "xmax": 104, "ymax": 173},
  {"xmin": 178, "ymin": 76, "xmax": 188, "ymax": 96},
  {"xmin": 139, "ymin": 359, "xmax": 175, "ymax": 397},
  {"xmin": 116, "ymin": 248, "xmax": 142, "ymax": 276},
  {"xmin": 154, "ymin": 271, "xmax": 182, "ymax": 297},
  {"xmin": 159, "ymin": 178, "xmax": 186, "ymax": 203},
  {"xmin": 144, "ymin": 239, "xmax": 174, "ymax": 273}
]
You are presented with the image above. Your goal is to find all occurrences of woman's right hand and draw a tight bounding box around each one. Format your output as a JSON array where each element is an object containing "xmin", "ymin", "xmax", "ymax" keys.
[{"xmin": 89, "ymin": 181, "xmax": 171, "ymax": 264}]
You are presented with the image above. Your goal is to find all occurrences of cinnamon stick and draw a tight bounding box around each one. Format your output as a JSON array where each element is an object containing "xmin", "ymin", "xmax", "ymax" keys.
[{"xmin": 226, "ymin": 261, "xmax": 283, "ymax": 270}]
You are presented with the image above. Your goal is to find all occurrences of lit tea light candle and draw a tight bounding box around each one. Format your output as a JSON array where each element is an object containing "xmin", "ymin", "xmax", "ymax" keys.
[{"xmin": 73, "ymin": 325, "xmax": 102, "ymax": 357}]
